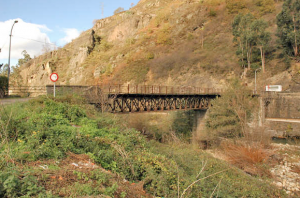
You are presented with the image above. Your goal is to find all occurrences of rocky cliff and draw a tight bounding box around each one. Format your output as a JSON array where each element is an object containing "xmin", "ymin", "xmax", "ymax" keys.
[{"xmin": 13, "ymin": 0, "xmax": 300, "ymax": 91}]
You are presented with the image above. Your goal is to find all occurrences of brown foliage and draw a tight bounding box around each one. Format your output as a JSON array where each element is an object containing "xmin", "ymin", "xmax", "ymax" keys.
[{"xmin": 221, "ymin": 141, "xmax": 273, "ymax": 176}]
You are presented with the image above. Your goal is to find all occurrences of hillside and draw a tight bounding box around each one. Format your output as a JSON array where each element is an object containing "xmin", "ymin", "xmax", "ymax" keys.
[{"xmin": 13, "ymin": 0, "xmax": 300, "ymax": 91}]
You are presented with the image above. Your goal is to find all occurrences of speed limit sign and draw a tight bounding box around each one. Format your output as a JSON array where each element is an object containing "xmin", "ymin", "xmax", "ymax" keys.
[
  {"xmin": 50, "ymin": 73, "xmax": 59, "ymax": 82},
  {"xmin": 50, "ymin": 73, "xmax": 58, "ymax": 97}
]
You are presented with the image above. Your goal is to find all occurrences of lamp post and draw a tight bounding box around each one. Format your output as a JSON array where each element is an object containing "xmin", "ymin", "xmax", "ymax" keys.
[
  {"xmin": 7, "ymin": 20, "xmax": 18, "ymax": 94},
  {"xmin": 255, "ymin": 68, "xmax": 261, "ymax": 94}
]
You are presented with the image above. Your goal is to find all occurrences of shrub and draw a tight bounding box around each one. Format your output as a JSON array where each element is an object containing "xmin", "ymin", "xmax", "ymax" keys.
[
  {"xmin": 255, "ymin": 0, "xmax": 275, "ymax": 14},
  {"xmin": 205, "ymin": 79, "xmax": 256, "ymax": 142},
  {"xmin": 114, "ymin": 7, "xmax": 124, "ymax": 15},
  {"xmin": 209, "ymin": 9, "xmax": 217, "ymax": 17},
  {"xmin": 0, "ymin": 76, "xmax": 8, "ymax": 98},
  {"xmin": 145, "ymin": 52, "xmax": 155, "ymax": 60},
  {"xmin": 0, "ymin": 97, "xmax": 287, "ymax": 197},
  {"xmin": 225, "ymin": 0, "xmax": 246, "ymax": 14},
  {"xmin": 156, "ymin": 23, "xmax": 173, "ymax": 45},
  {"xmin": 0, "ymin": 168, "xmax": 45, "ymax": 197},
  {"xmin": 221, "ymin": 141, "xmax": 272, "ymax": 176}
]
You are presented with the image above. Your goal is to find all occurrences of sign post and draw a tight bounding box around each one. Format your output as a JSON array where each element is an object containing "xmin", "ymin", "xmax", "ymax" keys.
[{"xmin": 50, "ymin": 73, "xmax": 59, "ymax": 97}]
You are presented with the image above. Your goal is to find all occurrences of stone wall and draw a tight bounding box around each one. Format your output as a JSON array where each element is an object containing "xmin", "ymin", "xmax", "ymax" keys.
[
  {"xmin": 265, "ymin": 93, "xmax": 300, "ymax": 119},
  {"xmin": 263, "ymin": 92, "xmax": 300, "ymax": 136}
]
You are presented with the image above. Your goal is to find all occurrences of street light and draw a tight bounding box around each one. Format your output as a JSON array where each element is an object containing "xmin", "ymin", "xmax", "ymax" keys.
[
  {"xmin": 254, "ymin": 68, "xmax": 261, "ymax": 94},
  {"xmin": 7, "ymin": 20, "xmax": 18, "ymax": 94}
]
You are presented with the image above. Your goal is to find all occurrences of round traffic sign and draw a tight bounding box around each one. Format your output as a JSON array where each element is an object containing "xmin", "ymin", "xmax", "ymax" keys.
[{"xmin": 50, "ymin": 73, "xmax": 59, "ymax": 82}]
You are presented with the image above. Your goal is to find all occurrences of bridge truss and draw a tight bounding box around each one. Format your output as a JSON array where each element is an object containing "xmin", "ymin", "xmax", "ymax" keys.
[
  {"xmin": 93, "ymin": 94, "xmax": 215, "ymax": 113},
  {"xmin": 13, "ymin": 84, "xmax": 224, "ymax": 113}
]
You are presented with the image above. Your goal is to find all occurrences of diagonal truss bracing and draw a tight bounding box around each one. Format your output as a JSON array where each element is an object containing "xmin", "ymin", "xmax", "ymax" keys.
[{"xmin": 91, "ymin": 94, "xmax": 215, "ymax": 113}]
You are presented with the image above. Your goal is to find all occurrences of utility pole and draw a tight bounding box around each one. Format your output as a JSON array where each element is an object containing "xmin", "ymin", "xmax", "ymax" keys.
[
  {"xmin": 101, "ymin": 2, "xmax": 104, "ymax": 18},
  {"xmin": 255, "ymin": 68, "xmax": 261, "ymax": 94},
  {"xmin": 8, "ymin": 20, "xmax": 18, "ymax": 94}
]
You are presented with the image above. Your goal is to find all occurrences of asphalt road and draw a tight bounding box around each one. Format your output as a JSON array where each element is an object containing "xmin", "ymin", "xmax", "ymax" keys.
[{"xmin": 0, "ymin": 98, "xmax": 32, "ymax": 105}]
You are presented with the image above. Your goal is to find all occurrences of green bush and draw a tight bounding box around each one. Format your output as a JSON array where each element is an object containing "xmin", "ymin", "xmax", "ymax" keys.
[
  {"xmin": 0, "ymin": 168, "xmax": 45, "ymax": 197},
  {"xmin": 0, "ymin": 97, "xmax": 286, "ymax": 197},
  {"xmin": 205, "ymin": 79, "xmax": 256, "ymax": 141},
  {"xmin": 0, "ymin": 76, "xmax": 8, "ymax": 97}
]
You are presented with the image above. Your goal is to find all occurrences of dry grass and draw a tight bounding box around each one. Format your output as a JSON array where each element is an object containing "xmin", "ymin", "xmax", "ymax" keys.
[
  {"xmin": 221, "ymin": 141, "xmax": 273, "ymax": 176},
  {"xmin": 291, "ymin": 165, "xmax": 300, "ymax": 174}
]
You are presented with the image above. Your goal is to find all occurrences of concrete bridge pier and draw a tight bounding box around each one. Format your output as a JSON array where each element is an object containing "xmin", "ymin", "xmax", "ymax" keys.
[{"xmin": 192, "ymin": 110, "xmax": 208, "ymax": 144}]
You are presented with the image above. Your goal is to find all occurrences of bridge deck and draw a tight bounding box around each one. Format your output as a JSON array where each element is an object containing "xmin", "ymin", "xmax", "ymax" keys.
[{"xmin": 4, "ymin": 85, "xmax": 222, "ymax": 113}]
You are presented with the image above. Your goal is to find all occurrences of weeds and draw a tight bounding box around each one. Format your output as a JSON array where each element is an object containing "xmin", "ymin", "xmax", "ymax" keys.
[
  {"xmin": 221, "ymin": 141, "xmax": 272, "ymax": 176},
  {"xmin": 0, "ymin": 97, "xmax": 286, "ymax": 197}
]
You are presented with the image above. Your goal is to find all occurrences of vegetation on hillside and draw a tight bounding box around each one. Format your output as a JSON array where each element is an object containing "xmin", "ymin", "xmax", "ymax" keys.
[
  {"xmin": 6, "ymin": 0, "xmax": 296, "ymax": 91},
  {"xmin": 205, "ymin": 79, "xmax": 256, "ymax": 141},
  {"xmin": 276, "ymin": 0, "xmax": 300, "ymax": 57}
]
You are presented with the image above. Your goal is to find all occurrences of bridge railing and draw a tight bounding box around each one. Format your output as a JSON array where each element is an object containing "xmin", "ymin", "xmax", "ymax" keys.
[
  {"xmin": 44, "ymin": 84, "xmax": 223, "ymax": 96},
  {"xmin": 101, "ymin": 84, "xmax": 223, "ymax": 95}
]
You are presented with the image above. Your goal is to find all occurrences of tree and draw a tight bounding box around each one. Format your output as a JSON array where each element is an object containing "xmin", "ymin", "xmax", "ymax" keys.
[
  {"xmin": 205, "ymin": 79, "xmax": 255, "ymax": 140},
  {"xmin": 232, "ymin": 13, "xmax": 256, "ymax": 71},
  {"xmin": 251, "ymin": 20, "xmax": 271, "ymax": 73},
  {"xmin": 0, "ymin": 64, "xmax": 8, "ymax": 75},
  {"xmin": 114, "ymin": 7, "xmax": 124, "ymax": 15},
  {"xmin": 18, "ymin": 50, "xmax": 31, "ymax": 66},
  {"xmin": 233, "ymin": 13, "xmax": 271, "ymax": 73},
  {"xmin": 276, "ymin": 0, "xmax": 300, "ymax": 57},
  {"xmin": 0, "ymin": 76, "xmax": 8, "ymax": 98}
]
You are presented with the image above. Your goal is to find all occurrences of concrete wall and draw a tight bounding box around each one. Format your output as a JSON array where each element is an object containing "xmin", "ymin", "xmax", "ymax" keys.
[
  {"xmin": 263, "ymin": 93, "xmax": 300, "ymax": 136},
  {"xmin": 265, "ymin": 93, "xmax": 300, "ymax": 119}
]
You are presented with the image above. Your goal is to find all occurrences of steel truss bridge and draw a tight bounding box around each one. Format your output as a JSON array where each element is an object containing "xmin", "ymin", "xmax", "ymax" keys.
[
  {"xmin": 4, "ymin": 85, "xmax": 223, "ymax": 113},
  {"xmin": 48, "ymin": 84, "xmax": 222, "ymax": 113}
]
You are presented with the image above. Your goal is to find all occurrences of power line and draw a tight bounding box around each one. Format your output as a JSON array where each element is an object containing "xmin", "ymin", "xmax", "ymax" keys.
[
  {"xmin": 12, "ymin": 35, "xmax": 58, "ymax": 47},
  {"xmin": 1, "ymin": 38, "xmax": 9, "ymax": 50}
]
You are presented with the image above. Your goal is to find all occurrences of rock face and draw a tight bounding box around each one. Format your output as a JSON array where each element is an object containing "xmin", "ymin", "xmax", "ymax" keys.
[
  {"xmin": 66, "ymin": 47, "xmax": 89, "ymax": 85},
  {"xmin": 20, "ymin": 60, "xmax": 52, "ymax": 86},
  {"xmin": 13, "ymin": 0, "xmax": 296, "ymax": 91},
  {"xmin": 94, "ymin": 12, "xmax": 153, "ymax": 42}
]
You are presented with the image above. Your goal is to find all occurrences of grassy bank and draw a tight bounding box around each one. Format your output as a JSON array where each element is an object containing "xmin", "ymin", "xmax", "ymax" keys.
[{"xmin": 0, "ymin": 96, "xmax": 286, "ymax": 197}]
